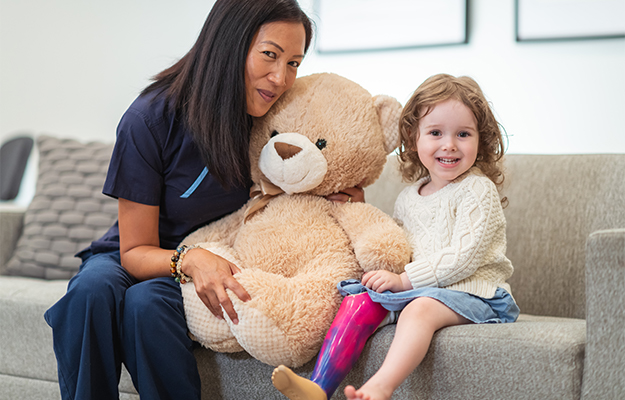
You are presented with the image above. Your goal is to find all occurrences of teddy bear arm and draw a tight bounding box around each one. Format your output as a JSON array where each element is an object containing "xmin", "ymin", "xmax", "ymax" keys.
[
  {"xmin": 331, "ymin": 203, "xmax": 411, "ymax": 274},
  {"xmin": 181, "ymin": 207, "xmax": 246, "ymax": 247}
]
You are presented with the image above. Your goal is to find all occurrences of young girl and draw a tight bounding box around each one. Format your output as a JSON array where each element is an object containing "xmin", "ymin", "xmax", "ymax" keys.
[{"xmin": 272, "ymin": 73, "xmax": 519, "ymax": 400}]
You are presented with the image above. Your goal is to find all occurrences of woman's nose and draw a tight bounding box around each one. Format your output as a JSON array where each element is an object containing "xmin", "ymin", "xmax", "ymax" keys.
[{"xmin": 268, "ymin": 64, "xmax": 287, "ymax": 87}]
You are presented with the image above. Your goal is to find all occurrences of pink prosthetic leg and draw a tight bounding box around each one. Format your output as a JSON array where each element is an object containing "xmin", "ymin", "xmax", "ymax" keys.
[
  {"xmin": 272, "ymin": 292, "xmax": 389, "ymax": 400},
  {"xmin": 271, "ymin": 292, "xmax": 388, "ymax": 400},
  {"xmin": 311, "ymin": 292, "xmax": 389, "ymax": 397}
]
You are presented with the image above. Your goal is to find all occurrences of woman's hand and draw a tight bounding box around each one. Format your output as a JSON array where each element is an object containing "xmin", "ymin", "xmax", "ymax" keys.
[
  {"xmin": 181, "ymin": 248, "xmax": 251, "ymax": 324},
  {"xmin": 117, "ymin": 198, "xmax": 250, "ymax": 323},
  {"xmin": 362, "ymin": 270, "xmax": 411, "ymax": 293},
  {"xmin": 325, "ymin": 180, "xmax": 365, "ymax": 204}
]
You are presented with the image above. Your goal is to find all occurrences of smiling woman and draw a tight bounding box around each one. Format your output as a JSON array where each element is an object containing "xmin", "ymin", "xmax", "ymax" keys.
[
  {"xmin": 43, "ymin": 1, "xmax": 314, "ymax": 399},
  {"xmin": 245, "ymin": 22, "xmax": 307, "ymax": 117}
]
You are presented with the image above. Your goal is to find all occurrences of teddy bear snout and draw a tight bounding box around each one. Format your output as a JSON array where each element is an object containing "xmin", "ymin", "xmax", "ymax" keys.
[{"xmin": 274, "ymin": 142, "xmax": 302, "ymax": 160}]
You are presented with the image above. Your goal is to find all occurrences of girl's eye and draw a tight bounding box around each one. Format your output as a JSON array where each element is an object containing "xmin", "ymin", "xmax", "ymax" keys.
[
  {"xmin": 458, "ymin": 131, "xmax": 469, "ymax": 138},
  {"xmin": 429, "ymin": 130, "xmax": 441, "ymax": 136}
]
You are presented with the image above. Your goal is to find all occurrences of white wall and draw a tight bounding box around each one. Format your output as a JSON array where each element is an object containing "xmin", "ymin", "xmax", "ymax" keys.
[
  {"xmin": 1, "ymin": 0, "xmax": 624, "ymax": 205},
  {"xmin": 297, "ymin": 0, "xmax": 625, "ymax": 155},
  {"xmin": 0, "ymin": 0, "xmax": 217, "ymax": 144}
]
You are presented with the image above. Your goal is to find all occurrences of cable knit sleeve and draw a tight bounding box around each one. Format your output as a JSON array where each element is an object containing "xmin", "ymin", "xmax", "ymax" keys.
[{"xmin": 401, "ymin": 174, "xmax": 506, "ymax": 290}]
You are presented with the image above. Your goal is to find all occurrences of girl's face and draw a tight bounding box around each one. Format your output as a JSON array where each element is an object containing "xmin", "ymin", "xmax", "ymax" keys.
[
  {"xmin": 245, "ymin": 21, "xmax": 306, "ymax": 117},
  {"xmin": 415, "ymin": 98, "xmax": 479, "ymax": 194}
]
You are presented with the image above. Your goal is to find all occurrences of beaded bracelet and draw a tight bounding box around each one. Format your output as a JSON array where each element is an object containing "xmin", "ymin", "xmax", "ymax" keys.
[{"xmin": 170, "ymin": 244, "xmax": 198, "ymax": 284}]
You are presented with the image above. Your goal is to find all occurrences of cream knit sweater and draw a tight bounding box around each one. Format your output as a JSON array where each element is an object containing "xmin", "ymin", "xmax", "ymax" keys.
[{"xmin": 394, "ymin": 168, "xmax": 513, "ymax": 299}]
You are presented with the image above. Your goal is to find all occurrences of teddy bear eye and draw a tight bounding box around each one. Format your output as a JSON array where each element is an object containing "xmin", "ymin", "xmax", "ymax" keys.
[
  {"xmin": 315, "ymin": 139, "xmax": 327, "ymax": 150},
  {"xmin": 271, "ymin": 130, "xmax": 280, "ymax": 138}
]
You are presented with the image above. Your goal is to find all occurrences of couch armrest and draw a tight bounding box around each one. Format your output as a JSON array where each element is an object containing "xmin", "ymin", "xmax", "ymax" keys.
[
  {"xmin": 582, "ymin": 229, "xmax": 625, "ymax": 399},
  {"xmin": 0, "ymin": 210, "xmax": 24, "ymax": 274}
]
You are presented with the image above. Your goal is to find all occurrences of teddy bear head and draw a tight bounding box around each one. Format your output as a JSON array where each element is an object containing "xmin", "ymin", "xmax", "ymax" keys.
[{"xmin": 249, "ymin": 73, "xmax": 402, "ymax": 197}]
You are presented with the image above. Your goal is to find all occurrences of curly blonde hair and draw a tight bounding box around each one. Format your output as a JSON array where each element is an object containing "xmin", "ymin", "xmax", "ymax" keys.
[{"xmin": 398, "ymin": 74, "xmax": 506, "ymax": 194}]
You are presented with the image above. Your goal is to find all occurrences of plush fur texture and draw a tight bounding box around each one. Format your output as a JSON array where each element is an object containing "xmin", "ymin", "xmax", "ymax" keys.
[{"xmin": 180, "ymin": 73, "xmax": 411, "ymax": 367}]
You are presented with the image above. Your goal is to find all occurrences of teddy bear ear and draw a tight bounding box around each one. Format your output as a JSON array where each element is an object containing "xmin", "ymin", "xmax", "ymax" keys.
[{"xmin": 373, "ymin": 95, "xmax": 403, "ymax": 154}]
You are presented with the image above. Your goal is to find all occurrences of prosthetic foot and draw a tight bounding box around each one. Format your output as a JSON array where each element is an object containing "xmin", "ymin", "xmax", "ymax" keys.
[
  {"xmin": 272, "ymin": 292, "xmax": 388, "ymax": 399},
  {"xmin": 272, "ymin": 365, "xmax": 327, "ymax": 400}
]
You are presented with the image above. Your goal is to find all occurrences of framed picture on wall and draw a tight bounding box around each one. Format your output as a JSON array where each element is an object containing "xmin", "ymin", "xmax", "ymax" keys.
[
  {"xmin": 314, "ymin": 0, "xmax": 468, "ymax": 53},
  {"xmin": 516, "ymin": 0, "xmax": 625, "ymax": 42}
]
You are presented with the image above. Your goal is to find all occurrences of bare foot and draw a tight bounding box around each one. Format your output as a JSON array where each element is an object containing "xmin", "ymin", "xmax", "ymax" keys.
[
  {"xmin": 272, "ymin": 365, "xmax": 327, "ymax": 400},
  {"xmin": 344, "ymin": 381, "xmax": 392, "ymax": 400}
]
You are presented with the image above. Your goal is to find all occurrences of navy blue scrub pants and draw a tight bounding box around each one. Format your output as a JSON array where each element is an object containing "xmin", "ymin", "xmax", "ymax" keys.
[{"xmin": 44, "ymin": 250, "xmax": 201, "ymax": 400}]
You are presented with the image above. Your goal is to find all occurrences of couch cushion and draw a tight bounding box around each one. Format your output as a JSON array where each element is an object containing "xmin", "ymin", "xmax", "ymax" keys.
[
  {"xmin": 4, "ymin": 136, "xmax": 117, "ymax": 279},
  {"xmin": 195, "ymin": 314, "xmax": 585, "ymax": 399},
  {"xmin": 0, "ymin": 276, "xmax": 138, "ymax": 397},
  {"xmin": 0, "ymin": 276, "xmax": 72, "ymax": 383}
]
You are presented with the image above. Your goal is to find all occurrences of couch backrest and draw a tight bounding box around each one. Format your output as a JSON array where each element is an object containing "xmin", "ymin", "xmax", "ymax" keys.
[
  {"xmin": 502, "ymin": 154, "xmax": 624, "ymax": 319},
  {"xmin": 366, "ymin": 154, "xmax": 625, "ymax": 319}
]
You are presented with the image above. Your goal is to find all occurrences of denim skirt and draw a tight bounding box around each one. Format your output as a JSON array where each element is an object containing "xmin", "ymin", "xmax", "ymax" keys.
[{"xmin": 338, "ymin": 279, "xmax": 519, "ymax": 324}]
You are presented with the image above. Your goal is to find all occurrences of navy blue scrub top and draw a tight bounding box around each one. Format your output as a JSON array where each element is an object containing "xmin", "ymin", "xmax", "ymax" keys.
[{"xmin": 88, "ymin": 90, "xmax": 250, "ymax": 254}]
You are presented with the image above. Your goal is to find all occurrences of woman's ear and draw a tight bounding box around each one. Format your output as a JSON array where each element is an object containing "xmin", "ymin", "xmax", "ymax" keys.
[{"xmin": 373, "ymin": 95, "xmax": 402, "ymax": 154}]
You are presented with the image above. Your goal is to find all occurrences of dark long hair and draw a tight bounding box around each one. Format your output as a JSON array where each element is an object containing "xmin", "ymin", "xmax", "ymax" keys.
[{"xmin": 143, "ymin": 0, "xmax": 313, "ymax": 188}]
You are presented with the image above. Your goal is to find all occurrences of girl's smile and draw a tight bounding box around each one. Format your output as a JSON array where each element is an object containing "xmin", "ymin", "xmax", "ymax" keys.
[{"xmin": 437, "ymin": 157, "xmax": 460, "ymax": 165}]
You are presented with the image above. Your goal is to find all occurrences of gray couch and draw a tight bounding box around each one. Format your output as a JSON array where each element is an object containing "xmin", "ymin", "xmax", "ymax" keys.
[{"xmin": 1, "ymin": 138, "xmax": 623, "ymax": 399}]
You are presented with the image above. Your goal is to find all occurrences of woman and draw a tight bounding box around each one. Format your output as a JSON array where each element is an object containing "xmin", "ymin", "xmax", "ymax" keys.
[{"xmin": 43, "ymin": 1, "xmax": 352, "ymax": 399}]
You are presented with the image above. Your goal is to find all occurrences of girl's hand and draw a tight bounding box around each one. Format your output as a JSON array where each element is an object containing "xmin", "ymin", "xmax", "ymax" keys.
[
  {"xmin": 182, "ymin": 248, "xmax": 251, "ymax": 324},
  {"xmin": 325, "ymin": 180, "xmax": 365, "ymax": 204},
  {"xmin": 362, "ymin": 270, "xmax": 411, "ymax": 293}
]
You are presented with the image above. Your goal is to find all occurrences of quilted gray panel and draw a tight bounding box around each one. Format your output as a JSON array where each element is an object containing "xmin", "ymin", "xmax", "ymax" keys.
[{"xmin": 5, "ymin": 136, "xmax": 117, "ymax": 279}]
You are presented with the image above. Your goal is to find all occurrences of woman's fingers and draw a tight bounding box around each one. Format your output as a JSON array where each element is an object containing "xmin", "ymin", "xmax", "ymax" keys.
[
  {"xmin": 324, "ymin": 181, "xmax": 366, "ymax": 204},
  {"xmin": 225, "ymin": 272, "xmax": 251, "ymax": 303},
  {"xmin": 192, "ymin": 256, "xmax": 251, "ymax": 324},
  {"xmin": 197, "ymin": 286, "xmax": 223, "ymax": 319},
  {"xmin": 215, "ymin": 284, "xmax": 238, "ymax": 324}
]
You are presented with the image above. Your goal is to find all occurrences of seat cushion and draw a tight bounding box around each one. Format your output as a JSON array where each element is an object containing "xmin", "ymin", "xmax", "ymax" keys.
[
  {"xmin": 0, "ymin": 276, "xmax": 137, "ymax": 396},
  {"xmin": 195, "ymin": 314, "xmax": 585, "ymax": 399}
]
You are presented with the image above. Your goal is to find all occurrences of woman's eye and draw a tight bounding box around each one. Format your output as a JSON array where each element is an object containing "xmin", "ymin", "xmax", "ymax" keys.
[
  {"xmin": 271, "ymin": 130, "xmax": 280, "ymax": 138},
  {"xmin": 288, "ymin": 60, "xmax": 300, "ymax": 68},
  {"xmin": 315, "ymin": 139, "xmax": 327, "ymax": 150},
  {"xmin": 263, "ymin": 51, "xmax": 276, "ymax": 59}
]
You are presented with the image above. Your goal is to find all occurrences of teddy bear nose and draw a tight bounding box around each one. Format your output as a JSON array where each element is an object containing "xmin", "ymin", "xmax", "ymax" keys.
[{"xmin": 274, "ymin": 142, "xmax": 302, "ymax": 160}]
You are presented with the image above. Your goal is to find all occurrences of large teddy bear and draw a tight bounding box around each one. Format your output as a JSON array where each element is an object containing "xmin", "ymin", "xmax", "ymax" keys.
[{"xmin": 180, "ymin": 73, "xmax": 411, "ymax": 368}]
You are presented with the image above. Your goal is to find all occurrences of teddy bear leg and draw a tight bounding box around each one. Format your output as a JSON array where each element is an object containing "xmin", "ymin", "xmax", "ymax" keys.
[
  {"xmin": 299, "ymin": 292, "xmax": 389, "ymax": 399},
  {"xmin": 224, "ymin": 269, "xmax": 349, "ymax": 367}
]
